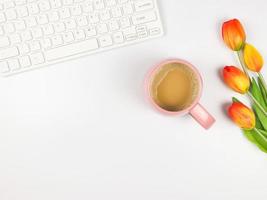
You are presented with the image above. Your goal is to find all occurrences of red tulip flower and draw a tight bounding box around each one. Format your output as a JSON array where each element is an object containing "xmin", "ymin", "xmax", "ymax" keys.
[
  {"xmin": 223, "ymin": 66, "xmax": 250, "ymax": 94},
  {"xmin": 228, "ymin": 102, "xmax": 255, "ymax": 130},
  {"xmin": 222, "ymin": 19, "xmax": 246, "ymax": 51}
]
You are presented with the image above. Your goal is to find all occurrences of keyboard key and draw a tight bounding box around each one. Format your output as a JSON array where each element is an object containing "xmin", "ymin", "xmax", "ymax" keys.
[
  {"xmin": 105, "ymin": 0, "xmax": 116, "ymax": 7},
  {"xmin": 51, "ymin": 35, "xmax": 63, "ymax": 46},
  {"xmin": 123, "ymin": 26, "xmax": 136, "ymax": 35},
  {"xmin": 21, "ymin": 31, "xmax": 32, "ymax": 41},
  {"xmin": 0, "ymin": 61, "xmax": 10, "ymax": 73},
  {"xmin": 40, "ymin": 38, "xmax": 52, "ymax": 49},
  {"xmin": 118, "ymin": 0, "xmax": 128, "ymax": 4},
  {"xmin": 43, "ymin": 24, "xmax": 54, "ymax": 35},
  {"xmin": 36, "ymin": 14, "xmax": 49, "ymax": 24},
  {"xmin": 0, "ymin": 13, "xmax": 6, "ymax": 23},
  {"xmin": 28, "ymin": 3, "xmax": 39, "ymax": 14},
  {"xmin": 85, "ymin": 26, "xmax": 97, "ymax": 37},
  {"xmin": 25, "ymin": 17, "xmax": 37, "ymax": 27},
  {"xmin": 108, "ymin": 20, "xmax": 119, "ymax": 31},
  {"xmin": 10, "ymin": 34, "xmax": 21, "ymax": 44},
  {"xmin": 30, "ymin": 52, "xmax": 45, "ymax": 65},
  {"xmin": 8, "ymin": 59, "xmax": 21, "ymax": 71},
  {"xmin": 4, "ymin": 2, "xmax": 15, "ymax": 9},
  {"xmin": 88, "ymin": 13, "xmax": 99, "ymax": 23},
  {"xmin": 94, "ymin": 0, "xmax": 105, "ymax": 10},
  {"xmin": 4, "ymin": 23, "xmax": 15, "ymax": 33},
  {"xmin": 28, "ymin": 0, "xmax": 38, "ymax": 3},
  {"xmin": 149, "ymin": 27, "xmax": 161, "ymax": 35},
  {"xmin": 113, "ymin": 32, "xmax": 124, "ymax": 43},
  {"xmin": 96, "ymin": 23, "xmax": 108, "ymax": 34},
  {"xmin": 100, "ymin": 10, "xmax": 110, "ymax": 21},
  {"xmin": 16, "ymin": 6, "xmax": 29, "ymax": 17},
  {"xmin": 136, "ymin": 26, "xmax": 148, "ymax": 38},
  {"xmin": 5, "ymin": 9, "xmax": 17, "ymax": 20},
  {"xmin": 73, "ymin": 29, "xmax": 85, "ymax": 40},
  {"xmin": 15, "ymin": 0, "xmax": 27, "ymax": 6},
  {"xmin": 138, "ymin": 31, "xmax": 148, "ymax": 38},
  {"xmin": 29, "ymin": 41, "xmax": 41, "ymax": 51},
  {"xmin": 65, "ymin": 19, "xmax": 76, "ymax": 29},
  {"xmin": 82, "ymin": 2, "xmax": 93, "ymax": 12},
  {"xmin": 120, "ymin": 17, "xmax": 130, "ymax": 28},
  {"xmin": 14, "ymin": 20, "xmax": 26, "ymax": 30},
  {"xmin": 48, "ymin": 11, "xmax": 59, "ymax": 22},
  {"xmin": 132, "ymin": 11, "xmax": 156, "ymax": 25},
  {"xmin": 54, "ymin": 22, "xmax": 65, "ymax": 32},
  {"xmin": 125, "ymin": 34, "xmax": 137, "ymax": 41},
  {"xmin": 62, "ymin": 32, "xmax": 74, "ymax": 43},
  {"xmin": 111, "ymin": 7, "xmax": 122, "ymax": 18},
  {"xmin": 59, "ymin": 8, "xmax": 70, "ymax": 19},
  {"xmin": 18, "ymin": 43, "xmax": 30, "ymax": 54},
  {"xmin": 39, "ymin": 1, "xmax": 51, "ymax": 12},
  {"xmin": 0, "ymin": 37, "xmax": 10, "ymax": 48},
  {"xmin": 70, "ymin": 5, "xmax": 82, "ymax": 16},
  {"xmin": 19, "ymin": 56, "xmax": 31, "ymax": 67},
  {"xmin": 122, "ymin": 3, "xmax": 133, "ymax": 14},
  {"xmin": 76, "ymin": 16, "xmax": 88, "ymax": 27},
  {"xmin": 50, "ymin": 0, "xmax": 62, "ymax": 8},
  {"xmin": 62, "ymin": 0, "xmax": 73, "ymax": 5},
  {"xmin": 134, "ymin": 0, "xmax": 153, "ymax": 12},
  {"xmin": 32, "ymin": 28, "xmax": 43, "ymax": 38},
  {"xmin": 0, "ymin": 27, "xmax": 4, "ymax": 35},
  {"xmin": 45, "ymin": 39, "xmax": 99, "ymax": 61},
  {"xmin": 99, "ymin": 35, "xmax": 112, "ymax": 47}
]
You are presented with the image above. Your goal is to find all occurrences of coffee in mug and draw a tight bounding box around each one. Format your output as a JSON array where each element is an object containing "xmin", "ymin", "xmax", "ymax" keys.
[
  {"xmin": 145, "ymin": 59, "xmax": 215, "ymax": 129},
  {"xmin": 150, "ymin": 62, "xmax": 200, "ymax": 112}
]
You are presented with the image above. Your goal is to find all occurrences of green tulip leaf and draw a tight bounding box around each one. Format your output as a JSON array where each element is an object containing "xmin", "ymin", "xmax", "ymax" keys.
[
  {"xmin": 249, "ymin": 78, "xmax": 267, "ymax": 130},
  {"xmin": 258, "ymin": 77, "xmax": 267, "ymax": 106},
  {"xmin": 253, "ymin": 104, "xmax": 267, "ymax": 130},
  {"xmin": 259, "ymin": 129, "xmax": 267, "ymax": 137},
  {"xmin": 250, "ymin": 78, "xmax": 267, "ymax": 109},
  {"xmin": 243, "ymin": 129, "xmax": 267, "ymax": 153},
  {"xmin": 255, "ymin": 110, "xmax": 264, "ymax": 130}
]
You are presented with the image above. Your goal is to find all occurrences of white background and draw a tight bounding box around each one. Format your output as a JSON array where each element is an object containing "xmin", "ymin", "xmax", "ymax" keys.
[{"xmin": 1, "ymin": 0, "xmax": 267, "ymax": 199}]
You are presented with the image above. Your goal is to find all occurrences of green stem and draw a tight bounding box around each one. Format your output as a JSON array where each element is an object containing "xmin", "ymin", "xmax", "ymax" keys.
[
  {"xmin": 237, "ymin": 50, "xmax": 249, "ymax": 77},
  {"xmin": 254, "ymin": 128, "xmax": 267, "ymax": 143},
  {"xmin": 248, "ymin": 91, "xmax": 267, "ymax": 117},
  {"xmin": 258, "ymin": 72, "xmax": 267, "ymax": 93}
]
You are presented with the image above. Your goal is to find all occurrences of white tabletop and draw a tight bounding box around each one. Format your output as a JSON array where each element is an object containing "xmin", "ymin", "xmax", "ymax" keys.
[{"xmin": 1, "ymin": 0, "xmax": 267, "ymax": 199}]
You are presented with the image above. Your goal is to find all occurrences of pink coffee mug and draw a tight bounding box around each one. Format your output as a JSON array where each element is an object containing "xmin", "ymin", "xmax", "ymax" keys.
[{"xmin": 145, "ymin": 59, "xmax": 215, "ymax": 129}]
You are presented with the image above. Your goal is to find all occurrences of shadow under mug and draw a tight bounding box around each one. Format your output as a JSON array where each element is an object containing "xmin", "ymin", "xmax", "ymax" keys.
[{"xmin": 145, "ymin": 59, "xmax": 215, "ymax": 129}]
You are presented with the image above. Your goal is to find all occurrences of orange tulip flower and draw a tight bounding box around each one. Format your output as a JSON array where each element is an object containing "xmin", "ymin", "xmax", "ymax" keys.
[
  {"xmin": 222, "ymin": 19, "xmax": 246, "ymax": 51},
  {"xmin": 228, "ymin": 102, "xmax": 255, "ymax": 130},
  {"xmin": 223, "ymin": 66, "xmax": 250, "ymax": 94},
  {"xmin": 244, "ymin": 43, "xmax": 264, "ymax": 72}
]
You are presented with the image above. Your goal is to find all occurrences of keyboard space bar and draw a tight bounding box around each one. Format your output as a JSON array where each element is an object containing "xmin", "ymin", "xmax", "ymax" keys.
[{"xmin": 45, "ymin": 39, "xmax": 99, "ymax": 61}]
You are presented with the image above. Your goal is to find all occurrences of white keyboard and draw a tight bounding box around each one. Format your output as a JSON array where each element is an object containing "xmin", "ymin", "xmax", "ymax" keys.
[{"xmin": 0, "ymin": 0, "xmax": 163, "ymax": 76}]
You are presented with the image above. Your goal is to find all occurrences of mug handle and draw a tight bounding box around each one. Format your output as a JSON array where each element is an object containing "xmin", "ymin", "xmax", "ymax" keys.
[{"xmin": 189, "ymin": 103, "xmax": 215, "ymax": 129}]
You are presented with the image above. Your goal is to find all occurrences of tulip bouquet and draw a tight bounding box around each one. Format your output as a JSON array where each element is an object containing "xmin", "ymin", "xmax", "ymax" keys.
[{"xmin": 222, "ymin": 19, "xmax": 267, "ymax": 153}]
